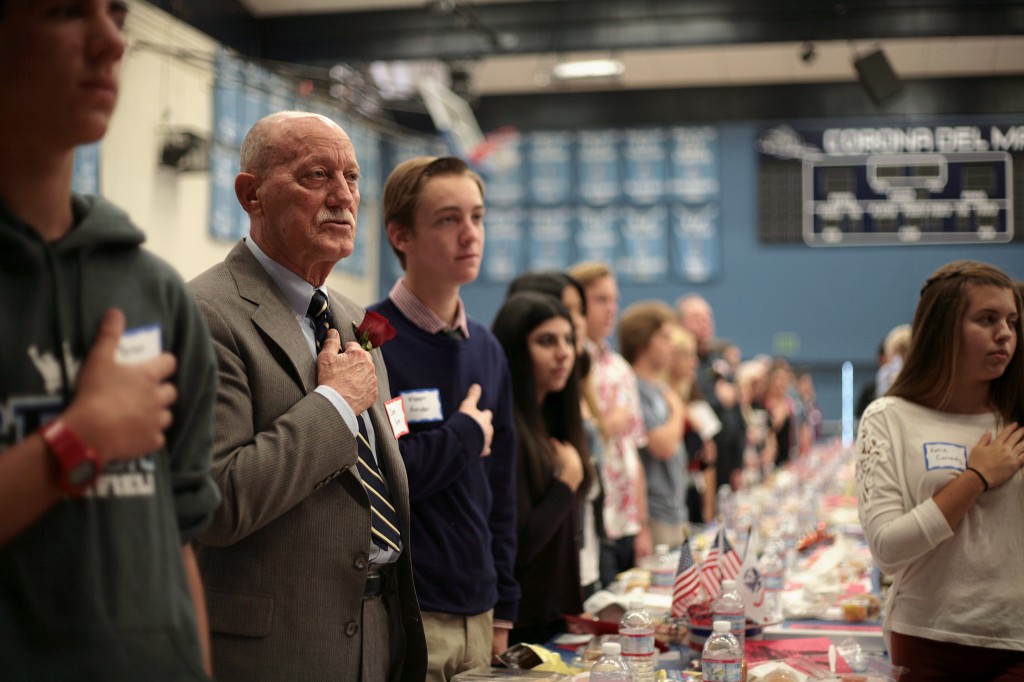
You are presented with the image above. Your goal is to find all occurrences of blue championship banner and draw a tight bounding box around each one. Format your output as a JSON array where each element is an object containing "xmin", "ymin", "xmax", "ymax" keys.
[{"xmin": 476, "ymin": 126, "xmax": 721, "ymax": 284}]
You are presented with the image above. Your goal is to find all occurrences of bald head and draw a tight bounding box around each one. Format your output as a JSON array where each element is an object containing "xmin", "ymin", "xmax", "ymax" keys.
[
  {"xmin": 677, "ymin": 294, "xmax": 715, "ymax": 351},
  {"xmin": 234, "ymin": 111, "xmax": 360, "ymax": 285},
  {"xmin": 240, "ymin": 111, "xmax": 346, "ymax": 177}
]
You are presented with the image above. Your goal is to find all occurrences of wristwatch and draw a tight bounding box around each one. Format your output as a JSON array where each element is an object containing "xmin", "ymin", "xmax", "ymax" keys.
[{"xmin": 40, "ymin": 419, "xmax": 102, "ymax": 498}]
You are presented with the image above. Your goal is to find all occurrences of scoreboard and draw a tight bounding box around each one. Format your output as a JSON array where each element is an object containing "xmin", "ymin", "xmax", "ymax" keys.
[
  {"xmin": 757, "ymin": 122, "xmax": 1023, "ymax": 246},
  {"xmin": 804, "ymin": 151, "xmax": 1012, "ymax": 246}
]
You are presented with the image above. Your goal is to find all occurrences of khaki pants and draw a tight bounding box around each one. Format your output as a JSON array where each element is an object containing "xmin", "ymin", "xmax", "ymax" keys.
[
  {"xmin": 422, "ymin": 609, "xmax": 493, "ymax": 682},
  {"xmin": 649, "ymin": 518, "xmax": 688, "ymax": 549}
]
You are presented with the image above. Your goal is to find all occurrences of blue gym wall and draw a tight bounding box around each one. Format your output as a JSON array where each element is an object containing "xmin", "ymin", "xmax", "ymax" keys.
[{"xmin": 379, "ymin": 125, "xmax": 1023, "ymax": 424}]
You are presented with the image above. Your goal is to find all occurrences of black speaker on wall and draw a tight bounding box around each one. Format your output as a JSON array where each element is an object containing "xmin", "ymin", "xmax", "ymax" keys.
[{"xmin": 853, "ymin": 49, "xmax": 903, "ymax": 104}]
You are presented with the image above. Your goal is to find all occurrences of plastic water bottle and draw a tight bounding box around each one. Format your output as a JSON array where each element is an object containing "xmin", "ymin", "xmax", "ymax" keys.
[
  {"xmin": 717, "ymin": 485, "xmax": 734, "ymax": 527},
  {"xmin": 759, "ymin": 539, "xmax": 785, "ymax": 623},
  {"xmin": 590, "ymin": 641, "xmax": 632, "ymax": 682},
  {"xmin": 619, "ymin": 598, "xmax": 656, "ymax": 682},
  {"xmin": 646, "ymin": 543, "xmax": 675, "ymax": 590},
  {"xmin": 779, "ymin": 518, "xmax": 798, "ymax": 573},
  {"xmin": 702, "ymin": 620, "xmax": 743, "ymax": 682},
  {"xmin": 797, "ymin": 491, "xmax": 817, "ymax": 535},
  {"xmin": 712, "ymin": 579, "xmax": 746, "ymax": 648}
]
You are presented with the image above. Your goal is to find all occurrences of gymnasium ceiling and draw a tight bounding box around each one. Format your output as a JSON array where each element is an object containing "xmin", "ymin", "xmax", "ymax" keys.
[{"xmin": 145, "ymin": 0, "xmax": 1024, "ymax": 128}]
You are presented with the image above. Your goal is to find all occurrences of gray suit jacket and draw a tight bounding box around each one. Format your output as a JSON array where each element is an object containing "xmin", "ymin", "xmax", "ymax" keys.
[{"xmin": 189, "ymin": 242, "xmax": 426, "ymax": 682}]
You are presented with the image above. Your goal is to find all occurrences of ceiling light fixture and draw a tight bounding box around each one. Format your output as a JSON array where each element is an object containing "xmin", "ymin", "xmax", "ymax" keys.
[{"xmin": 551, "ymin": 58, "xmax": 625, "ymax": 80}]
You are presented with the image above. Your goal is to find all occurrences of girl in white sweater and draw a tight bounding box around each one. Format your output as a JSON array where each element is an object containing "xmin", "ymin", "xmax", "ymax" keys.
[{"xmin": 856, "ymin": 260, "xmax": 1024, "ymax": 681}]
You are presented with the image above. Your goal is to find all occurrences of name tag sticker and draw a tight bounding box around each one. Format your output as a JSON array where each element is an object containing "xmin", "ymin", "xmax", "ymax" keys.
[
  {"xmin": 385, "ymin": 396, "xmax": 410, "ymax": 439},
  {"xmin": 116, "ymin": 324, "xmax": 162, "ymax": 365},
  {"xmin": 401, "ymin": 388, "xmax": 444, "ymax": 424},
  {"xmin": 923, "ymin": 442, "xmax": 968, "ymax": 470}
]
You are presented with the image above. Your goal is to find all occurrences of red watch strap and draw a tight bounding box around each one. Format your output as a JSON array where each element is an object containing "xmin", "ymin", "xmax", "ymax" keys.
[{"xmin": 40, "ymin": 419, "xmax": 101, "ymax": 498}]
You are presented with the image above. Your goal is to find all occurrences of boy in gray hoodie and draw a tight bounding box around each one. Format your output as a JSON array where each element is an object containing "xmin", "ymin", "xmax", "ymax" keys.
[{"xmin": 0, "ymin": 2, "xmax": 220, "ymax": 679}]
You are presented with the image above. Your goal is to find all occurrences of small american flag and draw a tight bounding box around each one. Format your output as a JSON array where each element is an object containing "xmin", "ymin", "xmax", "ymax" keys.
[
  {"xmin": 699, "ymin": 530, "xmax": 722, "ymax": 598},
  {"xmin": 720, "ymin": 532, "xmax": 743, "ymax": 582},
  {"xmin": 671, "ymin": 538, "xmax": 701, "ymax": 617}
]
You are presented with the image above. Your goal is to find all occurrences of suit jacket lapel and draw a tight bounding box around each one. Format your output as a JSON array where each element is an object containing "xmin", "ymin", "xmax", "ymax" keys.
[{"xmin": 225, "ymin": 242, "xmax": 317, "ymax": 393}]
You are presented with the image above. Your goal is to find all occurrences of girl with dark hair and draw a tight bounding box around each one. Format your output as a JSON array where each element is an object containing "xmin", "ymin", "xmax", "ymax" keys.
[
  {"xmin": 856, "ymin": 260, "xmax": 1024, "ymax": 681},
  {"xmin": 507, "ymin": 271, "xmax": 607, "ymax": 596},
  {"xmin": 493, "ymin": 291, "xmax": 596, "ymax": 645},
  {"xmin": 507, "ymin": 271, "xmax": 590, "ymax": 380}
]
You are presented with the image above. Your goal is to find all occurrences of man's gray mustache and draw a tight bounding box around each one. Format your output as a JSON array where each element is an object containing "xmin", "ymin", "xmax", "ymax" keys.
[{"xmin": 318, "ymin": 211, "xmax": 355, "ymax": 224}]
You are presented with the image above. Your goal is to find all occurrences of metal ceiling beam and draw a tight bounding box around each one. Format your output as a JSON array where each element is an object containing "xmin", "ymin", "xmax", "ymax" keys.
[
  {"xmin": 145, "ymin": 0, "xmax": 1024, "ymax": 65},
  {"xmin": 474, "ymin": 76, "xmax": 1024, "ymax": 130}
]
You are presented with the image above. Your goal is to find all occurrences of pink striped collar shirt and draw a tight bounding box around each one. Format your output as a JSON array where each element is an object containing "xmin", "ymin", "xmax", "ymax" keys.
[{"xmin": 388, "ymin": 278, "xmax": 470, "ymax": 339}]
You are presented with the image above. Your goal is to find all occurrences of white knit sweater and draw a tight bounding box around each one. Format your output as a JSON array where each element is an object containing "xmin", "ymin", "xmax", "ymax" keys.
[{"xmin": 856, "ymin": 397, "xmax": 1024, "ymax": 651}]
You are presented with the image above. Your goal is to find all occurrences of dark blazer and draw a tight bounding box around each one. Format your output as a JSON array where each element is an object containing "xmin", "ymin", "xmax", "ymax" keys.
[{"xmin": 189, "ymin": 241, "xmax": 426, "ymax": 682}]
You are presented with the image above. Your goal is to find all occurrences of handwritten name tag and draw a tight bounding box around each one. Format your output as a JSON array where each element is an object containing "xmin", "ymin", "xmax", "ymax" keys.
[
  {"xmin": 923, "ymin": 441, "xmax": 968, "ymax": 471},
  {"xmin": 116, "ymin": 324, "xmax": 161, "ymax": 365},
  {"xmin": 401, "ymin": 388, "xmax": 444, "ymax": 424},
  {"xmin": 385, "ymin": 396, "xmax": 410, "ymax": 439}
]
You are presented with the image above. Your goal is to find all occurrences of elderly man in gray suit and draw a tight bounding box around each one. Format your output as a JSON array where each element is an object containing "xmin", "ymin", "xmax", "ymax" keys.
[{"xmin": 189, "ymin": 111, "xmax": 426, "ymax": 681}]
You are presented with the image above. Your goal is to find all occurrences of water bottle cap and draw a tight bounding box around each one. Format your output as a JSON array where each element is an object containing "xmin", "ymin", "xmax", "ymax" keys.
[
  {"xmin": 721, "ymin": 579, "xmax": 737, "ymax": 590},
  {"xmin": 654, "ymin": 543, "xmax": 669, "ymax": 555},
  {"xmin": 713, "ymin": 620, "xmax": 731, "ymax": 633},
  {"xmin": 628, "ymin": 598, "xmax": 645, "ymax": 610},
  {"xmin": 601, "ymin": 641, "xmax": 622, "ymax": 656}
]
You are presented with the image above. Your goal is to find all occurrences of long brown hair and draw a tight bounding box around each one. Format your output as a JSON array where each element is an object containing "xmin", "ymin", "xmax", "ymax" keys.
[
  {"xmin": 889, "ymin": 260, "xmax": 1024, "ymax": 423},
  {"xmin": 506, "ymin": 270, "xmax": 608, "ymax": 446},
  {"xmin": 492, "ymin": 292, "xmax": 595, "ymax": 504}
]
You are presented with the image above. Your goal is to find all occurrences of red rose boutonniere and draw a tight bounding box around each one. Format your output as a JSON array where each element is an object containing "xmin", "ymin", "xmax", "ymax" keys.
[{"xmin": 353, "ymin": 311, "xmax": 397, "ymax": 351}]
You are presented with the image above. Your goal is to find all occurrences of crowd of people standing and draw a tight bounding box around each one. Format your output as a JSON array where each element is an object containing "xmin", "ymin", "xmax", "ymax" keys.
[{"xmin": 1, "ymin": 3, "xmax": 1021, "ymax": 681}]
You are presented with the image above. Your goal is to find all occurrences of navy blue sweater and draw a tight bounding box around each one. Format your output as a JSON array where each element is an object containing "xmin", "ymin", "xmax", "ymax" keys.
[{"xmin": 368, "ymin": 297, "xmax": 520, "ymax": 622}]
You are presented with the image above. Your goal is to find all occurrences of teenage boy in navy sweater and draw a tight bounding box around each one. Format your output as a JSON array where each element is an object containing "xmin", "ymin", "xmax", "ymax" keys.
[{"xmin": 369, "ymin": 156, "xmax": 519, "ymax": 681}]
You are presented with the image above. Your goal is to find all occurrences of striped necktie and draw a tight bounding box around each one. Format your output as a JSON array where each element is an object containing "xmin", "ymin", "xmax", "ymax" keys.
[
  {"xmin": 307, "ymin": 291, "xmax": 401, "ymax": 552},
  {"xmin": 307, "ymin": 290, "xmax": 334, "ymax": 352},
  {"xmin": 357, "ymin": 416, "xmax": 402, "ymax": 553}
]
